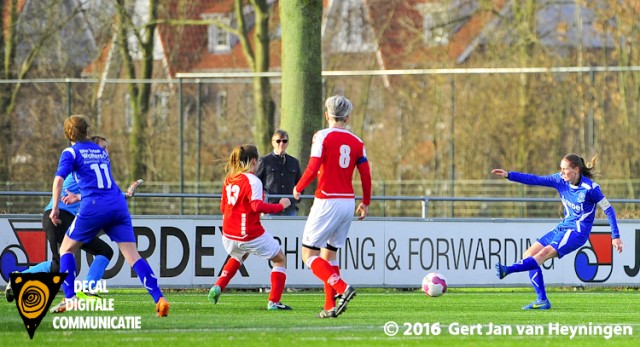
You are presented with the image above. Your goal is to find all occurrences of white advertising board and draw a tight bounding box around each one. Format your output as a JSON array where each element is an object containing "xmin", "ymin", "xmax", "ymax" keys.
[{"xmin": 1, "ymin": 216, "xmax": 638, "ymax": 288}]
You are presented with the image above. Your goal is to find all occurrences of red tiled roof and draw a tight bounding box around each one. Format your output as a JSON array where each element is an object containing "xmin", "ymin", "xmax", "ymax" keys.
[
  {"xmin": 83, "ymin": 0, "xmax": 510, "ymax": 78},
  {"xmin": 158, "ymin": 0, "xmax": 282, "ymax": 76},
  {"xmin": 2, "ymin": 0, "xmax": 27, "ymax": 36},
  {"xmin": 363, "ymin": 0, "xmax": 507, "ymax": 69}
]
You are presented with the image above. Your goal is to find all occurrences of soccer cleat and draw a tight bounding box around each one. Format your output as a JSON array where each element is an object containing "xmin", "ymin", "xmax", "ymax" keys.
[
  {"xmin": 495, "ymin": 263, "xmax": 508, "ymax": 279},
  {"xmin": 5, "ymin": 282, "xmax": 14, "ymax": 302},
  {"xmin": 522, "ymin": 299, "xmax": 551, "ymax": 310},
  {"xmin": 267, "ymin": 301, "xmax": 292, "ymax": 311},
  {"xmin": 208, "ymin": 285, "xmax": 222, "ymax": 304},
  {"xmin": 155, "ymin": 297, "xmax": 170, "ymax": 317},
  {"xmin": 335, "ymin": 286, "xmax": 356, "ymax": 316},
  {"xmin": 76, "ymin": 291, "xmax": 101, "ymax": 300},
  {"xmin": 317, "ymin": 308, "xmax": 337, "ymax": 318},
  {"xmin": 50, "ymin": 297, "xmax": 77, "ymax": 313}
]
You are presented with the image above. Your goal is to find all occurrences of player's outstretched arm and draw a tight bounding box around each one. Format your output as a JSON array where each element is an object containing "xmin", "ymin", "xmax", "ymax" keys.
[{"xmin": 492, "ymin": 169, "xmax": 508, "ymax": 178}]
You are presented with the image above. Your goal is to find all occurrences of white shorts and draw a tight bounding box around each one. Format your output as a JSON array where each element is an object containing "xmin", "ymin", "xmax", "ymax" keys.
[
  {"xmin": 302, "ymin": 198, "xmax": 355, "ymax": 249},
  {"xmin": 222, "ymin": 231, "xmax": 282, "ymax": 261}
]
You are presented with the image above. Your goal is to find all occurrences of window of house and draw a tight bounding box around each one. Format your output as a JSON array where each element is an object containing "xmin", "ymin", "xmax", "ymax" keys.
[
  {"xmin": 153, "ymin": 91, "xmax": 169, "ymax": 122},
  {"xmin": 124, "ymin": 94, "xmax": 133, "ymax": 133},
  {"xmin": 216, "ymin": 91, "xmax": 227, "ymax": 118},
  {"xmin": 203, "ymin": 14, "xmax": 231, "ymax": 54},
  {"xmin": 328, "ymin": 0, "xmax": 376, "ymax": 53},
  {"xmin": 418, "ymin": 2, "xmax": 450, "ymax": 46}
]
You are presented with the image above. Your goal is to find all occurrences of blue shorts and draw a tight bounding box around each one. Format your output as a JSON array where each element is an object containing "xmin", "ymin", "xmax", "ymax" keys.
[
  {"xmin": 537, "ymin": 226, "xmax": 589, "ymax": 259},
  {"xmin": 66, "ymin": 197, "xmax": 135, "ymax": 244}
]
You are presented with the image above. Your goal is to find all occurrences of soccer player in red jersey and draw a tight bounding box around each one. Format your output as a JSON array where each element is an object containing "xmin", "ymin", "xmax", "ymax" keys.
[
  {"xmin": 209, "ymin": 144, "xmax": 293, "ymax": 310},
  {"xmin": 293, "ymin": 95, "xmax": 372, "ymax": 318}
]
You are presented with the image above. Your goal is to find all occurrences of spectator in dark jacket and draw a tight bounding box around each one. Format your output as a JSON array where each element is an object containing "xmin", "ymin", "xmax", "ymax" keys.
[{"xmin": 256, "ymin": 129, "xmax": 302, "ymax": 216}]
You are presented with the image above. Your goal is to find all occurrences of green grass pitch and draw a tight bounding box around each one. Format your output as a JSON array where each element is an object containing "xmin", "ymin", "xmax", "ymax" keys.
[{"xmin": 1, "ymin": 288, "xmax": 639, "ymax": 346}]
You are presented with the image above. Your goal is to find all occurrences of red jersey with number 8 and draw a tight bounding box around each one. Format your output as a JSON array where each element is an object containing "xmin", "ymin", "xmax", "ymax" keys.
[{"xmin": 296, "ymin": 128, "xmax": 370, "ymax": 203}]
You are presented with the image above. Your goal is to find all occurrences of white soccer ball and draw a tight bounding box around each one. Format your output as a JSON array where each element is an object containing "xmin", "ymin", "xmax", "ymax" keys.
[{"xmin": 421, "ymin": 272, "xmax": 447, "ymax": 297}]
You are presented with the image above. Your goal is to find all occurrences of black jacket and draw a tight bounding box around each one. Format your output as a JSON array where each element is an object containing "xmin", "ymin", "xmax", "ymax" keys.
[{"xmin": 255, "ymin": 152, "xmax": 302, "ymax": 215}]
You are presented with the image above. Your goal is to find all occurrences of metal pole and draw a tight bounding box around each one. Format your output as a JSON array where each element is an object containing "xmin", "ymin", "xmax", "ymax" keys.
[
  {"xmin": 178, "ymin": 78, "xmax": 184, "ymax": 214},
  {"xmin": 196, "ymin": 79, "xmax": 202, "ymax": 214},
  {"xmin": 66, "ymin": 78, "xmax": 72, "ymax": 116},
  {"xmin": 588, "ymin": 70, "xmax": 595, "ymax": 154},
  {"xmin": 449, "ymin": 77, "xmax": 455, "ymax": 217}
]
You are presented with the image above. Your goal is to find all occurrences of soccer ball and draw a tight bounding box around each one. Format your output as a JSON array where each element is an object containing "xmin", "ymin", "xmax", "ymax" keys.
[{"xmin": 421, "ymin": 272, "xmax": 447, "ymax": 297}]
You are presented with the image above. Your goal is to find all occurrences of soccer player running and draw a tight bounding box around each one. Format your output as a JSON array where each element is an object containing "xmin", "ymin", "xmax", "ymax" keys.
[
  {"xmin": 208, "ymin": 144, "xmax": 293, "ymax": 310},
  {"xmin": 50, "ymin": 115, "xmax": 169, "ymax": 317},
  {"xmin": 492, "ymin": 154, "xmax": 623, "ymax": 310},
  {"xmin": 293, "ymin": 95, "xmax": 371, "ymax": 318},
  {"xmin": 6, "ymin": 136, "xmax": 142, "ymax": 306}
]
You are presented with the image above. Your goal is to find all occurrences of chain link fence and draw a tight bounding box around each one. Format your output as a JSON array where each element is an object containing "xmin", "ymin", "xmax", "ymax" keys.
[{"xmin": 4, "ymin": 67, "xmax": 640, "ymax": 218}]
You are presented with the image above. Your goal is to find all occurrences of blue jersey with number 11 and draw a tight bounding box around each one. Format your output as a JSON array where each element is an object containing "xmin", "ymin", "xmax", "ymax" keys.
[{"xmin": 55, "ymin": 140, "xmax": 124, "ymax": 207}]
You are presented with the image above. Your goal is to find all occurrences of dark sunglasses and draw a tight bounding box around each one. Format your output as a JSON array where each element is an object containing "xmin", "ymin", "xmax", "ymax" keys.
[{"xmin": 274, "ymin": 139, "xmax": 288, "ymax": 144}]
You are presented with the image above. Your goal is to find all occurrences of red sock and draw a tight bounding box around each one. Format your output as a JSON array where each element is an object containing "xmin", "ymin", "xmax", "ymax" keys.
[
  {"xmin": 268, "ymin": 267, "xmax": 286, "ymax": 303},
  {"xmin": 215, "ymin": 257, "xmax": 241, "ymax": 291},
  {"xmin": 309, "ymin": 257, "xmax": 347, "ymax": 294},
  {"xmin": 324, "ymin": 265, "xmax": 340, "ymax": 310}
]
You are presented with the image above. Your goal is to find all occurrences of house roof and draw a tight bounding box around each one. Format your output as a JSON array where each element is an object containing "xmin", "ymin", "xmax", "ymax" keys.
[
  {"xmin": 158, "ymin": 0, "xmax": 282, "ymax": 76},
  {"xmin": 84, "ymin": 0, "xmax": 639, "ymax": 79},
  {"xmin": 2, "ymin": 0, "xmax": 27, "ymax": 36},
  {"xmin": 360, "ymin": 0, "xmax": 508, "ymax": 69}
]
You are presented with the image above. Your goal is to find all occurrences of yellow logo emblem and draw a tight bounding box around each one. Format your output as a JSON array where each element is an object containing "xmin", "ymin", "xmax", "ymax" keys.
[{"xmin": 10, "ymin": 272, "xmax": 66, "ymax": 339}]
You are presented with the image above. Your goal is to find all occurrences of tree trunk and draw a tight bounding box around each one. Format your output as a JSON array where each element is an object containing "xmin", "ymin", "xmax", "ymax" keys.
[
  {"xmin": 279, "ymin": 0, "xmax": 323, "ymax": 167},
  {"xmin": 0, "ymin": 0, "xmax": 18, "ymax": 181},
  {"xmin": 252, "ymin": 0, "xmax": 273, "ymax": 154},
  {"xmin": 116, "ymin": 0, "xmax": 158, "ymax": 181}
]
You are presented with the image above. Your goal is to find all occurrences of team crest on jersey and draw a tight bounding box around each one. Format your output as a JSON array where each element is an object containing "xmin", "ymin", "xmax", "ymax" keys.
[
  {"xmin": 576, "ymin": 192, "xmax": 586, "ymax": 203},
  {"xmin": 574, "ymin": 230, "xmax": 613, "ymax": 282}
]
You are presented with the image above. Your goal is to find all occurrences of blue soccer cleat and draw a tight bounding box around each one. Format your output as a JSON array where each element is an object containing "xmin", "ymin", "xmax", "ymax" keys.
[
  {"xmin": 522, "ymin": 299, "xmax": 551, "ymax": 310},
  {"xmin": 495, "ymin": 263, "xmax": 508, "ymax": 279}
]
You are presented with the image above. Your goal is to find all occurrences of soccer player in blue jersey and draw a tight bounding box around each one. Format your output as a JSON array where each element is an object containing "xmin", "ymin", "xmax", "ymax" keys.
[
  {"xmin": 492, "ymin": 154, "xmax": 623, "ymax": 310},
  {"xmin": 50, "ymin": 115, "xmax": 169, "ymax": 317},
  {"xmin": 5, "ymin": 136, "xmax": 142, "ymax": 304}
]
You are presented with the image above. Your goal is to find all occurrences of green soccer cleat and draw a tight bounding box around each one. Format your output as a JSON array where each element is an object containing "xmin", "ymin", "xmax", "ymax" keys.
[
  {"xmin": 267, "ymin": 301, "xmax": 292, "ymax": 310},
  {"xmin": 76, "ymin": 291, "xmax": 101, "ymax": 300},
  {"xmin": 208, "ymin": 285, "xmax": 221, "ymax": 304}
]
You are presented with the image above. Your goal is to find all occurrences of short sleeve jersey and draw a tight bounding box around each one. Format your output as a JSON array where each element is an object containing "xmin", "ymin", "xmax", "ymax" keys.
[
  {"xmin": 221, "ymin": 172, "xmax": 266, "ymax": 241},
  {"xmin": 309, "ymin": 128, "xmax": 367, "ymax": 199},
  {"xmin": 55, "ymin": 140, "xmax": 123, "ymax": 208}
]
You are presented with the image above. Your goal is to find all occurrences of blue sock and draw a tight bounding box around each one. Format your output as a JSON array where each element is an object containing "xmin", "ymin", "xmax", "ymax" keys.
[
  {"xmin": 529, "ymin": 268, "xmax": 548, "ymax": 301},
  {"xmin": 506, "ymin": 256, "xmax": 539, "ymax": 274},
  {"xmin": 60, "ymin": 253, "xmax": 77, "ymax": 299},
  {"xmin": 22, "ymin": 261, "xmax": 52, "ymax": 273},
  {"xmin": 132, "ymin": 259, "xmax": 163, "ymax": 303},
  {"xmin": 85, "ymin": 255, "xmax": 110, "ymax": 290}
]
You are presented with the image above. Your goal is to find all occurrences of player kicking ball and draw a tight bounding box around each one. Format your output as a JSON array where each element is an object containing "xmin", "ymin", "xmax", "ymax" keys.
[{"xmin": 492, "ymin": 154, "xmax": 623, "ymax": 310}]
